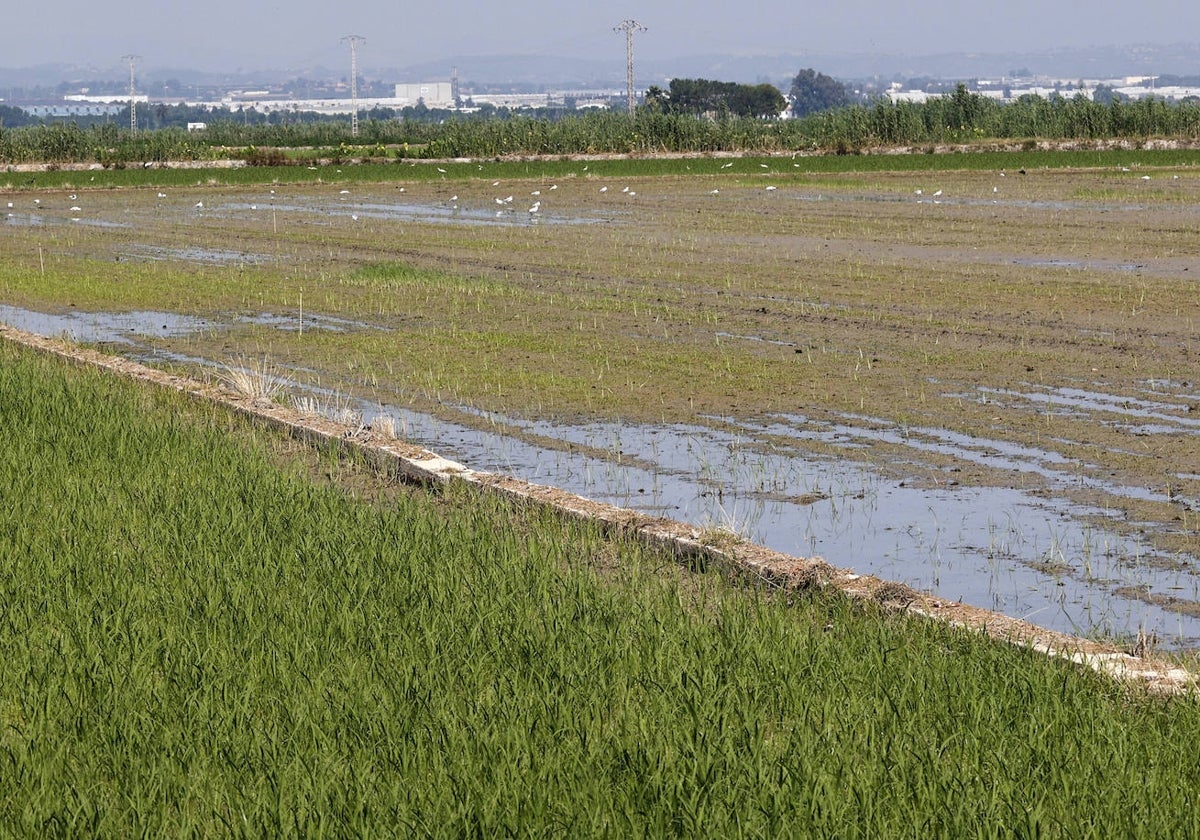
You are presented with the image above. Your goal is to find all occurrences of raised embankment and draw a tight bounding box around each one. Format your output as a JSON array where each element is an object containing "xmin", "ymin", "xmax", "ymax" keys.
[{"xmin": 4, "ymin": 322, "xmax": 1193, "ymax": 694}]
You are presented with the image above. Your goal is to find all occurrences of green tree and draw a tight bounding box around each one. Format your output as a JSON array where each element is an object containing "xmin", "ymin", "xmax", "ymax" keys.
[
  {"xmin": 789, "ymin": 69, "xmax": 852, "ymax": 117},
  {"xmin": 664, "ymin": 78, "xmax": 785, "ymax": 118},
  {"xmin": 642, "ymin": 85, "xmax": 669, "ymax": 114},
  {"xmin": 729, "ymin": 83, "xmax": 787, "ymax": 118},
  {"xmin": 1091, "ymin": 85, "xmax": 1125, "ymax": 106}
]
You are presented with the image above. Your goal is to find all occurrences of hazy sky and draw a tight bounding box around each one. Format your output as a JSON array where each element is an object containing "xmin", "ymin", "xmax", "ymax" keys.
[{"xmin": 6, "ymin": 0, "xmax": 1200, "ymax": 74}]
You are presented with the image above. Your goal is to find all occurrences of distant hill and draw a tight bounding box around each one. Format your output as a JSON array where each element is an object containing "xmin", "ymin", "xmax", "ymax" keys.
[
  {"xmin": 373, "ymin": 43, "xmax": 1200, "ymax": 89},
  {"xmin": 3, "ymin": 43, "xmax": 1199, "ymax": 93}
]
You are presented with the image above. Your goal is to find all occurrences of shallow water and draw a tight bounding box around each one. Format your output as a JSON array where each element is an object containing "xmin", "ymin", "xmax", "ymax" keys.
[
  {"xmin": 217, "ymin": 197, "xmax": 612, "ymax": 228},
  {"xmin": 118, "ymin": 245, "xmax": 275, "ymax": 265},
  {"xmin": 6, "ymin": 304, "xmax": 1200, "ymax": 648},
  {"xmin": 0, "ymin": 305, "xmax": 363, "ymax": 343},
  {"xmin": 0, "ymin": 305, "xmax": 215, "ymax": 344}
]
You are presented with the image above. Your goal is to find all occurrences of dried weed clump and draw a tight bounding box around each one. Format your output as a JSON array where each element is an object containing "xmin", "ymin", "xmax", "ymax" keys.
[
  {"xmin": 873, "ymin": 580, "xmax": 917, "ymax": 606},
  {"xmin": 217, "ymin": 356, "xmax": 292, "ymax": 404}
]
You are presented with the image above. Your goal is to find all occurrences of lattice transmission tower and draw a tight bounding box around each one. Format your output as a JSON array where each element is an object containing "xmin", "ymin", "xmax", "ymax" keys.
[
  {"xmin": 613, "ymin": 20, "xmax": 646, "ymax": 113},
  {"xmin": 122, "ymin": 54, "xmax": 140, "ymax": 132},
  {"xmin": 341, "ymin": 35, "xmax": 366, "ymax": 137}
]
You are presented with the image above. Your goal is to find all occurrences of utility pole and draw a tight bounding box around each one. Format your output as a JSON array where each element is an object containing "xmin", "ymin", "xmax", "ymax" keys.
[
  {"xmin": 122, "ymin": 54, "xmax": 140, "ymax": 132},
  {"xmin": 613, "ymin": 20, "xmax": 646, "ymax": 113},
  {"xmin": 340, "ymin": 35, "xmax": 365, "ymax": 137}
]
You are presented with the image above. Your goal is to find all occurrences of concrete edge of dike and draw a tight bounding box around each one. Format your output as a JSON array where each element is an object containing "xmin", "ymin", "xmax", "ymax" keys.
[{"xmin": 5, "ymin": 322, "xmax": 1195, "ymax": 695}]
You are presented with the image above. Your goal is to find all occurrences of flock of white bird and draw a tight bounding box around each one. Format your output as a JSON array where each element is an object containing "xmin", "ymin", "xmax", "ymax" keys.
[{"xmin": 3, "ymin": 162, "xmax": 1180, "ymax": 227}]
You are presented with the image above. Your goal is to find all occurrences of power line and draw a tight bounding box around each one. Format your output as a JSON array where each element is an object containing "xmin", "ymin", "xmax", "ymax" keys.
[
  {"xmin": 613, "ymin": 20, "xmax": 646, "ymax": 113},
  {"xmin": 340, "ymin": 35, "xmax": 366, "ymax": 137}
]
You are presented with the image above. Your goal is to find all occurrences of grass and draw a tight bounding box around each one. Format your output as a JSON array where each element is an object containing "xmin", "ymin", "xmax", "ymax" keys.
[
  {"xmin": 5, "ymin": 146, "xmax": 1200, "ymax": 193},
  {"xmin": 5, "ymin": 340, "xmax": 1200, "ymax": 835}
]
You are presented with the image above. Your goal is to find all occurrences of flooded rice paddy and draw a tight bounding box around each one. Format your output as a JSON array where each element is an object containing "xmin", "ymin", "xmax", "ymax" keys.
[
  {"xmin": 5, "ymin": 162, "xmax": 1200, "ymax": 648},
  {"xmin": 6, "ymin": 299, "xmax": 1200, "ymax": 647}
]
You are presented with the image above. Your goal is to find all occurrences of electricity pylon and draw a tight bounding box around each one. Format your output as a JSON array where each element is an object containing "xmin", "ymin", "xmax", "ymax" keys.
[
  {"xmin": 613, "ymin": 20, "xmax": 646, "ymax": 113},
  {"xmin": 122, "ymin": 54, "xmax": 140, "ymax": 132},
  {"xmin": 341, "ymin": 35, "xmax": 366, "ymax": 137}
]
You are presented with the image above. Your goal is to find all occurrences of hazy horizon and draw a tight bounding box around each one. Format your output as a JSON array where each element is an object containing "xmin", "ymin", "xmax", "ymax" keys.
[{"xmin": 6, "ymin": 0, "xmax": 1200, "ymax": 78}]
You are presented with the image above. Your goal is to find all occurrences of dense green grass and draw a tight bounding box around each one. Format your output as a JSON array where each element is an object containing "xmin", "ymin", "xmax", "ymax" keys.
[
  {"xmin": 6, "ymin": 146, "xmax": 1200, "ymax": 192},
  {"xmin": 3, "ymin": 340, "xmax": 1200, "ymax": 836}
]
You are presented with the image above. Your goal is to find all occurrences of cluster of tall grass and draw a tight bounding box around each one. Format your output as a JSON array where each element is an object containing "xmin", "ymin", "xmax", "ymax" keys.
[
  {"xmin": 0, "ymin": 122, "xmax": 218, "ymax": 165},
  {"xmin": 806, "ymin": 86, "xmax": 1200, "ymax": 149},
  {"xmin": 4, "ymin": 88, "xmax": 1200, "ymax": 165},
  {"xmin": 4, "ymin": 340, "xmax": 1200, "ymax": 835}
]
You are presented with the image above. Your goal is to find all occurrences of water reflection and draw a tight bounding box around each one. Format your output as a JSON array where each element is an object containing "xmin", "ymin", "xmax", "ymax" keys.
[{"xmin": 4, "ymin": 303, "xmax": 1200, "ymax": 648}]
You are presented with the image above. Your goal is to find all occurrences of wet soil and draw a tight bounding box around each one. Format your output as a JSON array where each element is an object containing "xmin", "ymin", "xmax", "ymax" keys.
[{"xmin": 5, "ymin": 159, "xmax": 1200, "ymax": 650}]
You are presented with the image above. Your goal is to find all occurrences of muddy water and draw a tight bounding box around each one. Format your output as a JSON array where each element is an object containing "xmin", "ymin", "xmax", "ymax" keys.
[{"xmin": 6, "ymin": 304, "xmax": 1200, "ymax": 649}]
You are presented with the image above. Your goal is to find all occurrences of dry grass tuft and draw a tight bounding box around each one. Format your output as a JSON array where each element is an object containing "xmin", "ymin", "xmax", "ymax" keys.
[{"xmin": 218, "ymin": 356, "xmax": 292, "ymax": 403}]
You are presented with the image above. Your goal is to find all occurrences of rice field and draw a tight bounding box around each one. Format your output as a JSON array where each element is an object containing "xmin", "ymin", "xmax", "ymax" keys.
[
  {"xmin": 5, "ymin": 340, "xmax": 1200, "ymax": 836},
  {"xmin": 4, "ymin": 149, "xmax": 1200, "ymax": 646}
]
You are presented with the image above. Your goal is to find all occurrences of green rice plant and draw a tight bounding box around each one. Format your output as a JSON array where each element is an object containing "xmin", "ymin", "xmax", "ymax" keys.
[{"xmin": 5, "ymin": 341, "xmax": 1200, "ymax": 836}]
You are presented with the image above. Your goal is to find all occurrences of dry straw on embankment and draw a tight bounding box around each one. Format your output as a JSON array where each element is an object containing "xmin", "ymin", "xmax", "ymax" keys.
[{"xmin": 2, "ymin": 322, "xmax": 1192, "ymax": 694}]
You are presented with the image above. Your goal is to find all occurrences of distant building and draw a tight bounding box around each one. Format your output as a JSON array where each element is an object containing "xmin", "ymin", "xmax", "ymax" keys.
[
  {"xmin": 469, "ymin": 93, "xmax": 552, "ymax": 109},
  {"xmin": 64, "ymin": 94, "xmax": 149, "ymax": 104},
  {"xmin": 394, "ymin": 83, "xmax": 455, "ymax": 108},
  {"xmin": 22, "ymin": 102, "xmax": 127, "ymax": 118}
]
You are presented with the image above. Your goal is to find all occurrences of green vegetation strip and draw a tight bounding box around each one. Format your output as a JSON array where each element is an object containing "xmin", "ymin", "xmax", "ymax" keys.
[
  {"xmin": 6, "ymin": 146, "xmax": 1200, "ymax": 191},
  {"xmin": 4, "ymin": 91, "xmax": 1200, "ymax": 165},
  {"xmin": 4, "ymin": 340, "xmax": 1200, "ymax": 836}
]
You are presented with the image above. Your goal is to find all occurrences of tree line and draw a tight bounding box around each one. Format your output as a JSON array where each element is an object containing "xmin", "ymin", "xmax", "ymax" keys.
[
  {"xmin": 643, "ymin": 79, "xmax": 787, "ymax": 118},
  {"xmin": 3, "ymin": 79, "xmax": 1200, "ymax": 164}
]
